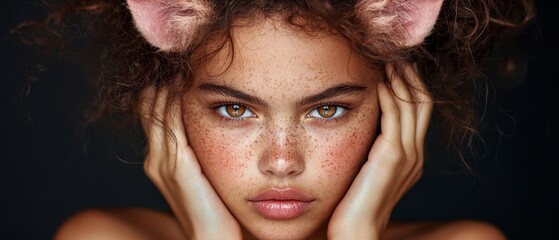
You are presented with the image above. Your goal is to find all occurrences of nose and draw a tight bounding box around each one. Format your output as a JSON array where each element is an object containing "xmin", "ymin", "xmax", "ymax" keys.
[{"xmin": 258, "ymin": 125, "xmax": 305, "ymax": 177}]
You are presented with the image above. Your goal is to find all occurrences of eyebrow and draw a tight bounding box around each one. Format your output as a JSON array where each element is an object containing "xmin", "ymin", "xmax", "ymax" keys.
[
  {"xmin": 297, "ymin": 84, "xmax": 367, "ymax": 106},
  {"xmin": 198, "ymin": 83, "xmax": 367, "ymax": 106},
  {"xmin": 199, "ymin": 83, "xmax": 268, "ymax": 106}
]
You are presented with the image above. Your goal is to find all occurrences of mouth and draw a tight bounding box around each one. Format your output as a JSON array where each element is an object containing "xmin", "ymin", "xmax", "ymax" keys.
[{"xmin": 249, "ymin": 188, "xmax": 315, "ymax": 220}]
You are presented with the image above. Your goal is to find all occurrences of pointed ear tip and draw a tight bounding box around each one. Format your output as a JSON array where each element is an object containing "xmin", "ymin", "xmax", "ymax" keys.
[
  {"xmin": 403, "ymin": 0, "xmax": 444, "ymax": 46},
  {"xmin": 126, "ymin": 0, "xmax": 210, "ymax": 52},
  {"xmin": 403, "ymin": 28, "xmax": 435, "ymax": 47}
]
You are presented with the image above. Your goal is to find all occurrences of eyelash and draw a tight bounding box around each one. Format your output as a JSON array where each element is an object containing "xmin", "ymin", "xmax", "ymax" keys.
[
  {"xmin": 307, "ymin": 102, "xmax": 352, "ymax": 123},
  {"xmin": 211, "ymin": 102, "xmax": 256, "ymax": 123},
  {"xmin": 210, "ymin": 102, "xmax": 352, "ymax": 123}
]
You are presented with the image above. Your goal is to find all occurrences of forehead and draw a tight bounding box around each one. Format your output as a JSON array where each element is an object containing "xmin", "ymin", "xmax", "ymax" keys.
[{"xmin": 194, "ymin": 18, "xmax": 380, "ymax": 95}]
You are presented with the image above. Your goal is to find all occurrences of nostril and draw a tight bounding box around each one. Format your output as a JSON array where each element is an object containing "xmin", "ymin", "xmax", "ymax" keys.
[
  {"xmin": 260, "ymin": 155, "xmax": 305, "ymax": 177},
  {"xmin": 288, "ymin": 169, "xmax": 299, "ymax": 175}
]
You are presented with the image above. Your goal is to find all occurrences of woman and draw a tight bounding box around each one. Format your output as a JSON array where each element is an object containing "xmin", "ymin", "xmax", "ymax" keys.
[{"xmin": 16, "ymin": 0, "xmax": 532, "ymax": 239}]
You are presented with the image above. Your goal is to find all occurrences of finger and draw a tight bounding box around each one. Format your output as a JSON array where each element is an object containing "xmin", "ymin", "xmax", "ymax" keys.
[
  {"xmin": 404, "ymin": 63, "xmax": 433, "ymax": 149},
  {"xmin": 165, "ymin": 93, "xmax": 188, "ymax": 146},
  {"xmin": 385, "ymin": 63, "xmax": 422, "ymax": 206},
  {"xmin": 143, "ymin": 86, "xmax": 171, "ymax": 170},
  {"xmin": 391, "ymin": 63, "xmax": 432, "ymax": 201},
  {"xmin": 374, "ymin": 78, "xmax": 401, "ymax": 151},
  {"xmin": 387, "ymin": 63, "xmax": 417, "ymax": 161},
  {"xmin": 149, "ymin": 87, "xmax": 169, "ymax": 148},
  {"xmin": 139, "ymin": 86, "xmax": 168, "ymax": 176},
  {"xmin": 164, "ymin": 90, "xmax": 194, "ymax": 173},
  {"xmin": 399, "ymin": 63, "xmax": 428, "ymax": 170}
]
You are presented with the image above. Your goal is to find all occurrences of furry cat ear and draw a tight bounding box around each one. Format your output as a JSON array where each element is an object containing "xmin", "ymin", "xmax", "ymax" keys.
[
  {"xmin": 355, "ymin": 0, "xmax": 444, "ymax": 47},
  {"xmin": 126, "ymin": 0, "xmax": 213, "ymax": 51}
]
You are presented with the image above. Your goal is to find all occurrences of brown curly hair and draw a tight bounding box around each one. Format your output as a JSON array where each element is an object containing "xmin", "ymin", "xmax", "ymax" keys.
[{"xmin": 14, "ymin": 0, "xmax": 534, "ymax": 167}]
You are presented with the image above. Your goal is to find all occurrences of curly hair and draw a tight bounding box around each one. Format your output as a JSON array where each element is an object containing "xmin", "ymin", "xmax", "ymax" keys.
[{"xmin": 14, "ymin": 0, "xmax": 534, "ymax": 167}]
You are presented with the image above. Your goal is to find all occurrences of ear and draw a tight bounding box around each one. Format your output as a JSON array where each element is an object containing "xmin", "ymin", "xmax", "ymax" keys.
[
  {"xmin": 355, "ymin": 0, "xmax": 444, "ymax": 47},
  {"xmin": 126, "ymin": 0, "xmax": 213, "ymax": 51}
]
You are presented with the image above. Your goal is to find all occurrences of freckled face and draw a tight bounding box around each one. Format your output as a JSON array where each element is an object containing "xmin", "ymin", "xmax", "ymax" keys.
[{"xmin": 183, "ymin": 19, "xmax": 381, "ymax": 240}]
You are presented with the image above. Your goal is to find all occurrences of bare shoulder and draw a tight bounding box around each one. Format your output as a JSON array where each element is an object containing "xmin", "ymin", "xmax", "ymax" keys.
[
  {"xmin": 54, "ymin": 207, "xmax": 186, "ymax": 240},
  {"xmin": 385, "ymin": 220, "xmax": 508, "ymax": 240}
]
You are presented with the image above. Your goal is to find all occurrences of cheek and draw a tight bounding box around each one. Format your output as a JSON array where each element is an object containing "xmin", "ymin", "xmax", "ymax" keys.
[
  {"xmin": 309, "ymin": 105, "xmax": 379, "ymax": 192},
  {"xmin": 313, "ymin": 128, "xmax": 373, "ymax": 180},
  {"xmin": 182, "ymin": 103, "xmax": 256, "ymax": 191},
  {"xmin": 186, "ymin": 123, "xmax": 248, "ymax": 178}
]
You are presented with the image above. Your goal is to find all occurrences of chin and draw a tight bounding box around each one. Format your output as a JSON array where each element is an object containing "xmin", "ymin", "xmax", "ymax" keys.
[{"xmin": 241, "ymin": 219, "xmax": 326, "ymax": 240}]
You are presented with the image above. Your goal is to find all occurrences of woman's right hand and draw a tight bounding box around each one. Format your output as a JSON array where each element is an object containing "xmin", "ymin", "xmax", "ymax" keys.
[{"xmin": 139, "ymin": 86, "xmax": 242, "ymax": 240}]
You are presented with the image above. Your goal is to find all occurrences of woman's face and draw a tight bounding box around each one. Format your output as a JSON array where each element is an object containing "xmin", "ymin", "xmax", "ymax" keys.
[{"xmin": 183, "ymin": 19, "xmax": 381, "ymax": 239}]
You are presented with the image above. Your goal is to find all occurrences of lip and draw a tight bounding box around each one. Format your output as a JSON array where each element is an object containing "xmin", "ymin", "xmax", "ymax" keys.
[{"xmin": 249, "ymin": 188, "xmax": 314, "ymax": 220}]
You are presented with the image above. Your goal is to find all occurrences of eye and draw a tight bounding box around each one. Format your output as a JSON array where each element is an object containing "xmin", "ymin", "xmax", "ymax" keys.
[
  {"xmin": 308, "ymin": 105, "xmax": 346, "ymax": 119},
  {"xmin": 216, "ymin": 104, "xmax": 254, "ymax": 119}
]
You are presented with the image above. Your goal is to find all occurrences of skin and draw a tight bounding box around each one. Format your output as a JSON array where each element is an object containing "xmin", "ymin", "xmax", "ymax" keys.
[
  {"xmin": 54, "ymin": 18, "xmax": 508, "ymax": 240},
  {"xmin": 183, "ymin": 18, "xmax": 380, "ymax": 239}
]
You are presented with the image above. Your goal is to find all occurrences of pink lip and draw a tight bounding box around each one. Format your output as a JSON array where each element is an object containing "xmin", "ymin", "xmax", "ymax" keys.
[{"xmin": 249, "ymin": 188, "xmax": 314, "ymax": 220}]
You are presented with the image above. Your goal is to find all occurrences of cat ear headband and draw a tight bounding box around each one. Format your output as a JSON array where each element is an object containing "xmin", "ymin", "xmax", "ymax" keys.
[{"xmin": 126, "ymin": 0, "xmax": 444, "ymax": 52}]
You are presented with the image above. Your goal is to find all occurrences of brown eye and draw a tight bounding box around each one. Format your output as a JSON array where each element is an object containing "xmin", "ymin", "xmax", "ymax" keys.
[
  {"xmin": 317, "ymin": 105, "xmax": 337, "ymax": 118},
  {"xmin": 309, "ymin": 105, "xmax": 346, "ymax": 120},
  {"xmin": 217, "ymin": 104, "xmax": 254, "ymax": 120},
  {"xmin": 226, "ymin": 104, "xmax": 246, "ymax": 118}
]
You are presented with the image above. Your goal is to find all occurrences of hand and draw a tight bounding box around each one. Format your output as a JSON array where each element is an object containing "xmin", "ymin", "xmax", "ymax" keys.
[
  {"xmin": 139, "ymin": 86, "xmax": 242, "ymax": 240},
  {"xmin": 328, "ymin": 62, "xmax": 433, "ymax": 239}
]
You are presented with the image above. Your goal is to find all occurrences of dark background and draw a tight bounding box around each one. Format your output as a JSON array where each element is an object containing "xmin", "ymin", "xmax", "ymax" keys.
[{"xmin": 1, "ymin": 0, "xmax": 557, "ymax": 239}]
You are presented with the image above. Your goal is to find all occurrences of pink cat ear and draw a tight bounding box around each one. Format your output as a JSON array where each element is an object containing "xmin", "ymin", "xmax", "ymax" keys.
[
  {"xmin": 126, "ymin": 0, "xmax": 213, "ymax": 51},
  {"xmin": 355, "ymin": 0, "xmax": 444, "ymax": 47}
]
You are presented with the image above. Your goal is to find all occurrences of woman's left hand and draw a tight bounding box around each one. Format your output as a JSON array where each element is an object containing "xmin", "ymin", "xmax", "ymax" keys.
[{"xmin": 327, "ymin": 62, "xmax": 433, "ymax": 240}]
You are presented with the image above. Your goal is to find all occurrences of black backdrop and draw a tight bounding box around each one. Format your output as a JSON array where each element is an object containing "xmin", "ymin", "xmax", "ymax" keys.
[{"xmin": 2, "ymin": 1, "xmax": 557, "ymax": 239}]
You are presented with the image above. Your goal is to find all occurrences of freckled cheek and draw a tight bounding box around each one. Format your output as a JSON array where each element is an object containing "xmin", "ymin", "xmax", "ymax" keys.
[
  {"xmin": 191, "ymin": 129, "xmax": 252, "ymax": 173},
  {"xmin": 182, "ymin": 113, "xmax": 257, "ymax": 194},
  {"xmin": 308, "ymin": 110, "xmax": 379, "ymax": 192},
  {"xmin": 312, "ymin": 129, "xmax": 373, "ymax": 178}
]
